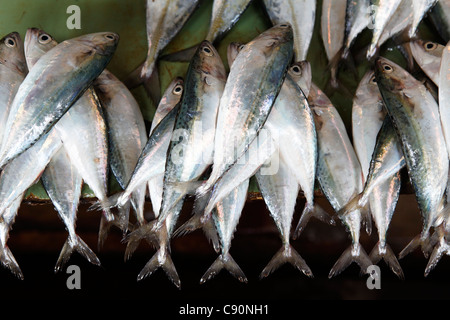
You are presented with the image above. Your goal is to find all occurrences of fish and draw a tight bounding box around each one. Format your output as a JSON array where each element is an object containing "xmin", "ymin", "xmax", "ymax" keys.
[
  {"xmin": 94, "ymin": 69, "xmax": 148, "ymax": 231},
  {"xmin": 309, "ymin": 83, "xmax": 372, "ymax": 278},
  {"xmin": 196, "ymin": 24, "xmax": 294, "ymax": 211},
  {"xmin": 147, "ymin": 77, "xmax": 184, "ymax": 219},
  {"xmin": 320, "ymin": 0, "xmax": 347, "ymax": 87},
  {"xmin": 375, "ymin": 57, "xmax": 448, "ymax": 245},
  {"xmin": 366, "ymin": 0, "xmax": 403, "ymax": 59},
  {"xmin": 127, "ymin": 40, "xmax": 226, "ymax": 288},
  {"xmin": 263, "ymin": 0, "xmax": 316, "ymax": 61},
  {"xmin": 440, "ymin": 42, "xmax": 450, "ymax": 158},
  {"xmin": 139, "ymin": 0, "xmax": 200, "ymax": 82},
  {"xmin": 410, "ymin": 39, "xmax": 444, "ymax": 86},
  {"xmin": 342, "ymin": 0, "xmax": 370, "ymax": 59},
  {"xmin": 0, "ymin": 32, "xmax": 118, "ymax": 169},
  {"xmin": 23, "ymin": 29, "xmax": 113, "ymax": 248},
  {"xmin": 428, "ymin": 0, "xmax": 450, "ymax": 42},
  {"xmin": 409, "ymin": 0, "xmax": 438, "ymax": 38},
  {"xmin": 41, "ymin": 147, "xmax": 100, "ymax": 272},
  {"xmin": 0, "ymin": 32, "xmax": 27, "ymax": 151},
  {"xmin": 351, "ymin": 71, "xmax": 403, "ymax": 278}
]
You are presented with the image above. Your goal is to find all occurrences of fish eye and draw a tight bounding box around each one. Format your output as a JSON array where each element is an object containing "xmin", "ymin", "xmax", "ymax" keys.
[
  {"xmin": 424, "ymin": 41, "xmax": 437, "ymax": 51},
  {"xmin": 279, "ymin": 24, "xmax": 289, "ymax": 28},
  {"xmin": 382, "ymin": 64, "xmax": 393, "ymax": 73},
  {"xmin": 104, "ymin": 34, "xmax": 115, "ymax": 40},
  {"xmin": 290, "ymin": 65, "xmax": 302, "ymax": 75},
  {"xmin": 202, "ymin": 45, "xmax": 213, "ymax": 56},
  {"xmin": 172, "ymin": 84, "xmax": 183, "ymax": 95},
  {"xmin": 5, "ymin": 37, "xmax": 15, "ymax": 48},
  {"xmin": 370, "ymin": 75, "xmax": 377, "ymax": 84},
  {"xmin": 239, "ymin": 44, "xmax": 245, "ymax": 51},
  {"xmin": 38, "ymin": 33, "xmax": 52, "ymax": 44}
]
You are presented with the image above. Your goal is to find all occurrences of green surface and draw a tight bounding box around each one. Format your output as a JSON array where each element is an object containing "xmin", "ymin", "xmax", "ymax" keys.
[{"xmin": 0, "ymin": 0, "xmax": 444, "ymax": 199}]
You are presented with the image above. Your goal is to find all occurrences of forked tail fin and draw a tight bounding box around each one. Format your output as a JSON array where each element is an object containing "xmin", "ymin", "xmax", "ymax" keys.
[
  {"xmin": 328, "ymin": 243, "xmax": 372, "ymax": 279},
  {"xmin": 55, "ymin": 235, "xmax": 101, "ymax": 273},
  {"xmin": 293, "ymin": 202, "xmax": 335, "ymax": 239},
  {"xmin": 200, "ymin": 253, "xmax": 247, "ymax": 284},
  {"xmin": 369, "ymin": 242, "xmax": 404, "ymax": 279},
  {"xmin": 424, "ymin": 238, "xmax": 450, "ymax": 277},
  {"xmin": 260, "ymin": 244, "xmax": 313, "ymax": 279},
  {"xmin": 0, "ymin": 246, "xmax": 23, "ymax": 280}
]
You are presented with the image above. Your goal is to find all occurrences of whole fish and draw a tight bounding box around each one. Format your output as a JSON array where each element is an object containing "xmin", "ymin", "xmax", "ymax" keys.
[
  {"xmin": 321, "ymin": 0, "xmax": 347, "ymax": 87},
  {"xmin": 196, "ymin": 24, "xmax": 293, "ymax": 208},
  {"xmin": 0, "ymin": 32, "xmax": 118, "ymax": 169},
  {"xmin": 0, "ymin": 32, "xmax": 27, "ymax": 151},
  {"xmin": 342, "ymin": 0, "xmax": 370, "ymax": 59},
  {"xmin": 410, "ymin": 0, "xmax": 438, "ymax": 37},
  {"xmin": 309, "ymin": 83, "xmax": 372, "ymax": 278},
  {"xmin": 375, "ymin": 57, "xmax": 448, "ymax": 243},
  {"xmin": 94, "ymin": 69, "xmax": 148, "ymax": 229},
  {"xmin": 129, "ymin": 40, "xmax": 226, "ymax": 288},
  {"xmin": 140, "ymin": 0, "xmax": 200, "ymax": 81},
  {"xmin": 23, "ymin": 29, "xmax": 113, "ymax": 245},
  {"xmin": 351, "ymin": 71, "xmax": 403, "ymax": 278},
  {"xmin": 200, "ymin": 179, "xmax": 250, "ymax": 284},
  {"xmin": 256, "ymin": 156, "xmax": 313, "ymax": 279},
  {"xmin": 263, "ymin": 0, "xmax": 316, "ymax": 61},
  {"xmin": 410, "ymin": 39, "xmax": 444, "ymax": 86},
  {"xmin": 366, "ymin": 0, "xmax": 403, "ymax": 59},
  {"xmin": 428, "ymin": 0, "xmax": 450, "ymax": 42},
  {"xmin": 147, "ymin": 77, "xmax": 184, "ymax": 219},
  {"xmin": 41, "ymin": 147, "xmax": 100, "ymax": 272}
]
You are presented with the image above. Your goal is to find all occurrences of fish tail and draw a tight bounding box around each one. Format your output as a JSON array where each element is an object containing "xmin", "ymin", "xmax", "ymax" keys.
[
  {"xmin": 88, "ymin": 192, "xmax": 124, "ymax": 212},
  {"xmin": 424, "ymin": 237, "xmax": 450, "ymax": 277},
  {"xmin": 398, "ymin": 234, "xmax": 424, "ymax": 259},
  {"xmin": 123, "ymin": 220, "xmax": 158, "ymax": 261},
  {"xmin": 337, "ymin": 193, "xmax": 364, "ymax": 219},
  {"xmin": 55, "ymin": 235, "xmax": 101, "ymax": 273},
  {"xmin": 97, "ymin": 209, "xmax": 126, "ymax": 251},
  {"xmin": 369, "ymin": 242, "xmax": 404, "ymax": 280},
  {"xmin": 326, "ymin": 47, "xmax": 344, "ymax": 89},
  {"xmin": 137, "ymin": 247, "xmax": 181, "ymax": 289},
  {"xmin": 259, "ymin": 244, "xmax": 313, "ymax": 279},
  {"xmin": 328, "ymin": 243, "xmax": 372, "ymax": 279},
  {"xmin": 293, "ymin": 202, "xmax": 335, "ymax": 239},
  {"xmin": 200, "ymin": 253, "xmax": 247, "ymax": 284},
  {"xmin": 0, "ymin": 246, "xmax": 23, "ymax": 280},
  {"xmin": 159, "ymin": 44, "xmax": 199, "ymax": 63}
]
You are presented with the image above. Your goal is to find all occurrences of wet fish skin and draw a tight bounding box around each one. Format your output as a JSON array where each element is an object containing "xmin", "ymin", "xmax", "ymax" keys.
[
  {"xmin": 197, "ymin": 24, "xmax": 294, "ymax": 200},
  {"xmin": 0, "ymin": 32, "xmax": 27, "ymax": 151},
  {"xmin": 263, "ymin": 0, "xmax": 316, "ymax": 61},
  {"xmin": 141, "ymin": 0, "xmax": 200, "ymax": 80},
  {"xmin": 375, "ymin": 56, "xmax": 449, "ymax": 241},
  {"xmin": 410, "ymin": 39, "xmax": 444, "ymax": 86},
  {"xmin": 343, "ymin": 0, "xmax": 370, "ymax": 59},
  {"xmin": 0, "ymin": 32, "xmax": 119, "ymax": 169},
  {"xmin": 410, "ymin": 0, "xmax": 438, "ymax": 38},
  {"xmin": 429, "ymin": 0, "xmax": 450, "ymax": 42}
]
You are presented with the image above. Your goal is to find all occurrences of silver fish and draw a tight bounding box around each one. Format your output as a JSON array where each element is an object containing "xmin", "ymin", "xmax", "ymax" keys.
[
  {"xmin": 263, "ymin": 0, "xmax": 316, "ymax": 61},
  {"xmin": 95, "ymin": 69, "xmax": 148, "ymax": 229},
  {"xmin": 440, "ymin": 42, "xmax": 450, "ymax": 159},
  {"xmin": 410, "ymin": 0, "xmax": 438, "ymax": 37},
  {"xmin": 0, "ymin": 32, "xmax": 27, "ymax": 151},
  {"xmin": 147, "ymin": 77, "xmax": 184, "ymax": 219},
  {"xmin": 351, "ymin": 71, "xmax": 403, "ymax": 278},
  {"xmin": 410, "ymin": 39, "xmax": 444, "ymax": 86},
  {"xmin": 375, "ymin": 57, "xmax": 448, "ymax": 243},
  {"xmin": 309, "ymin": 83, "xmax": 372, "ymax": 278},
  {"xmin": 367, "ymin": 0, "xmax": 403, "ymax": 59},
  {"xmin": 0, "ymin": 32, "xmax": 118, "ymax": 169},
  {"xmin": 140, "ymin": 0, "xmax": 200, "ymax": 80},
  {"xmin": 342, "ymin": 0, "xmax": 370, "ymax": 59},
  {"xmin": 429, "ymin": 0, "xmax": 450, "ymax": 42},
  {"xmin": 196, "ymin": 24, "xmax": 293, "ymax": 205}
]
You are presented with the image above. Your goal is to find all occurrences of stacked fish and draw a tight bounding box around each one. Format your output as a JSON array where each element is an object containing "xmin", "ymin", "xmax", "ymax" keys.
[{"xmin": 0, "ymin": 0, "xmax": 449, "ymax": 288}]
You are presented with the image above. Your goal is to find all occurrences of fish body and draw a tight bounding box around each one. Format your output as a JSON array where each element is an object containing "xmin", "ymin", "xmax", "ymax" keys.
[
  {"xmin": 375, "ymin": 57, "xmax": 449, "ymax": 240},
  {"xmin": 410, "ymin": 0, "xmax": 438, "ymax": 37},
  {"xmin": 263, "ymin": 0, "xmax": 316, "ymax": 61},
  {"xmin": 0, "ymin": 32, "xmax": 118, "ymax": 168},
  {"xmin": 343, "ymin": 0, "xmax": 370, "ymax": 59},
  {"xmin": 429, "ymin": 0, "xmax": 450, "ymax": 42}
]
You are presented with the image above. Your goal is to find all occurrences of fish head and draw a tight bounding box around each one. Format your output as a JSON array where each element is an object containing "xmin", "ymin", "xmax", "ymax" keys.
[
  {"xmin": 375, "ymin": 57, "xmax": 413, "ymax": 93},
  {"xmin": 72, "ymin": 32, "xmax": 119, "ymax": 57},
  {"xmin": 226, "ymin": 42, "xmax": 245, "ymax": 67},
  {"xmin": 158, "ymin": 76, "xmax": 184, "ymax": 115},
  {"xmin": 411, "ymin": 39, "xmax": 444, "ymax": 60},
  {"xmin": 0, "ymin": 32, "xmax": 27, "ymax": 75},
  {"xmin": 194, "ymin": 40, "xmax": 227, "ymax": 86},
  {"xmin": 288, "ymin": 60, "xmax": 311, "ymax": 96},
  {"xmin": 24, "ymin": 28, "xmax": 58, "ymax": 69},
  {"xmin": 247, "ymin": 23, "xmax": 293, "ymax": 57}
]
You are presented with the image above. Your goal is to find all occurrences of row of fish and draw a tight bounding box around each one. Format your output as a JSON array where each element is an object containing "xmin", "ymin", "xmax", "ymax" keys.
[{"xmin": 0, "ymin": 0, "xmax": 448, "ymax": 287}]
